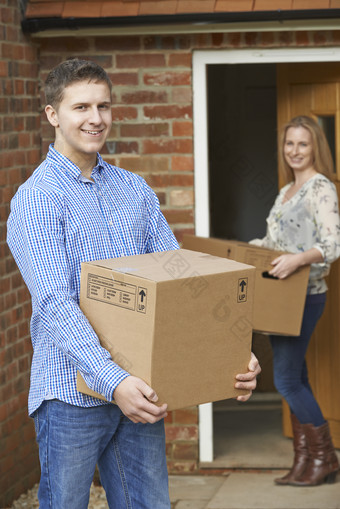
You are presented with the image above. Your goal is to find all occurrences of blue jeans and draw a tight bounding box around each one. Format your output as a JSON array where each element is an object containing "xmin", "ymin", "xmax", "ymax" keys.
[
  {"xmin": 33, "ymin": 400, "xmax": 170, "ymax": 509},
  {"xmin": 270, "ymin": 293, "xmax": 326, "ymax": 426}
]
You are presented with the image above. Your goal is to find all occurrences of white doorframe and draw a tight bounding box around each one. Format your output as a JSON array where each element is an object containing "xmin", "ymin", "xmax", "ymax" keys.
[{"xmin": 193, "ymin": 46, "xmax": 340, "ymax": 464}]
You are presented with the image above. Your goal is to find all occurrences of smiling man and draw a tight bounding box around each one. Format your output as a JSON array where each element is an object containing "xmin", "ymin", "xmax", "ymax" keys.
[
  {"xmin": 44, "ymin": 70, "xmax": 113, "ymax": 180},
  {"xmin": 7, "ymin": 59, "xmax": 260, "ymax": 509}
]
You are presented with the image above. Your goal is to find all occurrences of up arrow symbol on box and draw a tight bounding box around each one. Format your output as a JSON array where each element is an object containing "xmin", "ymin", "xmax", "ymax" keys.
[{"xmin": 240, "ymin": 280, "xmax": 247, "ymax": 292}]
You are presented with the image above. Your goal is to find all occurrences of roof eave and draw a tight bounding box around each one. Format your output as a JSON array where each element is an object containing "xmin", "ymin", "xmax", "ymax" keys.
[{"xmin": 21, "ymin": 9, "xmax": 340, "ymax": 36}]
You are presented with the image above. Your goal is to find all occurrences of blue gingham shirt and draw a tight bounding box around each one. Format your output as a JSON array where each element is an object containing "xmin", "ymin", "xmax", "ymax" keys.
[{"xmin": 7, "ymin": 145, "xmax": 179, "ymax": 416}]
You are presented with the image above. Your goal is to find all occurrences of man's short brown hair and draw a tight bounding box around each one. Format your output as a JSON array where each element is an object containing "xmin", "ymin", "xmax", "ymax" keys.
[{"xmin": 45, "ymin": 58, "xmax": 112, "ymax": 109}]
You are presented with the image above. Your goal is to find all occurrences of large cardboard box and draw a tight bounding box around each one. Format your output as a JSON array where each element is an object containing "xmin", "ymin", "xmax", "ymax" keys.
[
  {"xmin": 182, "ymin": 236, "xmax": 310, "ymax": 336},
  {"xmin": 77, "ymin": 249, "xmax": 255, "ymax": 410}
]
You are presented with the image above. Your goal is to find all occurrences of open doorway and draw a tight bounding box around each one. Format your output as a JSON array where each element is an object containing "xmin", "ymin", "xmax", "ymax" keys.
[
  {"xmin": 205, "ymin": 62, "xmax": 286, "ymax": 468},
  {"xmin": 207, "ymin": 63, "xmax": 278, "ymax": 241},
  {"xmin": 193, "ymin": 48, "xmax": 340, "ymax": 466}
]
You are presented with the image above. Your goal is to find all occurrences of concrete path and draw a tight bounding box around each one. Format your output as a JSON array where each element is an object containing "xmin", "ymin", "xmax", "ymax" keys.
[
  {"xmin": 8, "ymin": 471, "xmax": 340, "ymax": 508},
  {"xmin": 169, "ymin": 472, "xmax": 340, "ymax": 509}
]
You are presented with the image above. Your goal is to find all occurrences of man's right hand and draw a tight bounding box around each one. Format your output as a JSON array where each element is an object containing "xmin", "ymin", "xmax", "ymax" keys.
[{"xmin": 113, "ymin": 376, "xmax": 168, "ymax": 424}]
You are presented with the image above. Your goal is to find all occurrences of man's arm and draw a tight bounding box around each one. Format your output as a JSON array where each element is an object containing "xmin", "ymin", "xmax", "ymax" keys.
[{"xmin": 7, "ymin": 187, "xmax": 129, "ymax": 400}]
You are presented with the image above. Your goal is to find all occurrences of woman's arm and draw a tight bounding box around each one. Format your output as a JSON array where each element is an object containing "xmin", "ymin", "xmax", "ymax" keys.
[
  {"xmin": 269, "ymin": 179, "xmax": 340, "ymax": 279},
  {"xmin": 269, "ymin": 248, "xmax": 323, "ymax": 279},
  {"xmin": 312, "ymin": 180, "xmax": 340, "ymax": 264}
]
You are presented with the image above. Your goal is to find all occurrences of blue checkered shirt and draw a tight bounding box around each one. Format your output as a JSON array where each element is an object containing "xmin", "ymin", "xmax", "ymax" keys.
[{"xmin": 7, "ymin": 145, "xmax": 179, "ymax": 416}]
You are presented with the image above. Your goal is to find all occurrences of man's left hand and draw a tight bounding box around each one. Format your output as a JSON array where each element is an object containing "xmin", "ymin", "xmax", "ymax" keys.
[{"xmin": 234, "ymin": 352, "xmax": 261, "ymax": 402}]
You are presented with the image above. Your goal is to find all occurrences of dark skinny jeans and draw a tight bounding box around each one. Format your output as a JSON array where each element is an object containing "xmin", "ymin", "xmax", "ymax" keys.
[{"xmin": 270, "ymin": 293, "xmax": 326, "ymax": 427}]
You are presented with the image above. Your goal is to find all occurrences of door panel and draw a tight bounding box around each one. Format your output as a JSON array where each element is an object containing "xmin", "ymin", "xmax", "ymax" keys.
[
  {"xmin": 314, "ymin": 83, "xmax": 337, "ymax": 111},
  {"xmin": 291, "ymin": 85, "xmax": 313, "ymax": 115},
  {"xmin": 277, "ymin": 63, "xmax": 340, "ymax": 447}
]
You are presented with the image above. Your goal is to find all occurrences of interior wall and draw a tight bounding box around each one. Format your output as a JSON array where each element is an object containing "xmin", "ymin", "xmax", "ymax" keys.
[
  {"xmin": 207, "ymin": 63, "xmax": 278, "ymax": 242},
  {"xmin": 207, "ymin": 63, "xmax": 278, "ymax": 395}
]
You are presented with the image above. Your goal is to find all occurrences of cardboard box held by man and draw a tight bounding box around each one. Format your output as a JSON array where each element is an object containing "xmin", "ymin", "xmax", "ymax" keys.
[{"xmin": 77, "ymin": 249, "xmax": 255, "ymax": 410}]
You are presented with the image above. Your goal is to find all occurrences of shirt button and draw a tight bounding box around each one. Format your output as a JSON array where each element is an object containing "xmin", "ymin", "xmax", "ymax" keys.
[{"xmin": 109, "ymin": 220, "xmax": 113, "ymax": 226}]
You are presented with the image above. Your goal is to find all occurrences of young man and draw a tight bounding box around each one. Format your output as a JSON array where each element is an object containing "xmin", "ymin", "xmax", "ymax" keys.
[{"xmin": 7, "ymin": 59, "xmax": 260, "ymax": 509}]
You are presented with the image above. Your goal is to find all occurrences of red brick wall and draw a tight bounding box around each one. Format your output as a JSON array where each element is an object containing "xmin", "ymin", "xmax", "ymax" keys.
[
  {"xmin": 0, "ymin": 1, "xmax": 41, "ymax": 506},
  {"xmin": 4, "ymin": 15, "xmax": 340, "ymax": 504},
  {"xmin": 165, "ymin": 406, "xmax": 199, "ymax": 473}
]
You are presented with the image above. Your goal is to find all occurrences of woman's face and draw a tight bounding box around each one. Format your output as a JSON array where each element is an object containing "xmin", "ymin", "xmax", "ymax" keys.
[{"xmin": 283, "ymin": 126, "xmax": 315, "ymax": 174}]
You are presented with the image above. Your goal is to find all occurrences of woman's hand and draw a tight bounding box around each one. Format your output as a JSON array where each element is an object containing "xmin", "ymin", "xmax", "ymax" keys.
[
  {"xmin": 269, "ymin": 248, "xmax": 323, "ymax": 279},
  {"xmin": 269, "ymin": 253, "xmax": 302, "ymax": 279}
]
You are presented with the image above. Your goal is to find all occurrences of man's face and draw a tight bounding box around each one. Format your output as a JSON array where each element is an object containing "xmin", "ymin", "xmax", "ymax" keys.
[{"xmin": 45, "ymin": 80, "xmax": 112, "ymax": 169}]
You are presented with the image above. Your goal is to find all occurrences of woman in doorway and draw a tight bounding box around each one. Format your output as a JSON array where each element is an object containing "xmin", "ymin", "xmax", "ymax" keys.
[{"xmin": 250, "ymin": 115, "xmax": 340, "ymax": 486}]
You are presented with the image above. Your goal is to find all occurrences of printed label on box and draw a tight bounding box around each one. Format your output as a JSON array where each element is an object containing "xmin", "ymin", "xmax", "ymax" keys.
[
  {"xmin": 243, "ymin": 249, "xmax": 273, "ymax": 269},
  {"xmin": 87, "ymin": 273, "xmax": 136, "ymax": 311}
]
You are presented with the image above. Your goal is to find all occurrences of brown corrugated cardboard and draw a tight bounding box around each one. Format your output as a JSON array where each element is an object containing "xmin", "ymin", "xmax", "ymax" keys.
[
  {"xmin": 77, "ymin": 249, "xmax": 255, "ymax": 410},
  {"xmin": 182, "ymin": 236, "xmax": 310, "ymax": 337}
]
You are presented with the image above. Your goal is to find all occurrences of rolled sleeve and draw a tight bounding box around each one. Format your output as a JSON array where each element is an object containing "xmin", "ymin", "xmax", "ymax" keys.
[{"xmin": 312, "ymin": 181, "xmax": 340, "ymax": 264}]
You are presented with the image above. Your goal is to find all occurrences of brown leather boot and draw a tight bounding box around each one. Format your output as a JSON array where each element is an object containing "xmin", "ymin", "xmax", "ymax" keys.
[
  {"xmin": 274, "ymin": 414, "xmax": 309, "ymax": 485},
  {"xmin": 291, "ymin": 421, "xmax": 339, "ymax": 486}
]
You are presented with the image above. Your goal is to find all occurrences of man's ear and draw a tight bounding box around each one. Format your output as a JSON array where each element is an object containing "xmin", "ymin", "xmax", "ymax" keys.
[{"xmin": 45, "ymin": 104, "xmax": 59, "ymax": 127}]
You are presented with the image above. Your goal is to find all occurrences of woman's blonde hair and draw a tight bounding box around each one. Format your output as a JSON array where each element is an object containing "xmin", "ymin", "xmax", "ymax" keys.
[{"xmin": 278, "ymin": 115, "xmax": 335, "ymax": 183}]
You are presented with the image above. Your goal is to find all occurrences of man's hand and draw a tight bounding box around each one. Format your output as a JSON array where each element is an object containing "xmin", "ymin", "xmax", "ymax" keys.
[
  {"xmin": 234, "ymin": 352, "xmax": 261, "ymax": 402},
  {"xmin": 113, "ymin": 376, "xmax": 168, "ymax": 424}
]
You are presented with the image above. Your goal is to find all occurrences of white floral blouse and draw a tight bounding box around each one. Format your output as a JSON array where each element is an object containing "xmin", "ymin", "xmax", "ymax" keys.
[{"xmin": 250, "ymin": 174, "xmax": 340, "ymax": 294}]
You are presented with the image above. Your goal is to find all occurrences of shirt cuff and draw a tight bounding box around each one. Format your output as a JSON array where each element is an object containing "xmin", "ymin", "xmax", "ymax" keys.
[
  {"xmin": 248, "ymin": 238, "xmax": 264, "ymax": 247},
  {"xmin": 313, "ymin": 244, "xmax": 325, "ymax": 261},
  {"xmin": 92, "ymin": 361, "xmax": 130, "ymax": 402}
]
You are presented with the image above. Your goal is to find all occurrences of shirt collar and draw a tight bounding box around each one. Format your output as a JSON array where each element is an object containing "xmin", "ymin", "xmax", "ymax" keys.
[{"xmin": 47, "ymin": 144, "xmax": 105, "ymax": 181}]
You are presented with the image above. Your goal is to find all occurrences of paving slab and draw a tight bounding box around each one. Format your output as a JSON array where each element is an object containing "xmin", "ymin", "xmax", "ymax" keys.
[
  {"xmin": 174, "ymin": 501, "xmax": 208, "ymax": 509},
  {"xmin": 206, "ymin": 472, "xmax": 340, "ymax": 509},
  {"xmin": 169, "ymin": 475, "xmax": 225, "ymax": 504}
]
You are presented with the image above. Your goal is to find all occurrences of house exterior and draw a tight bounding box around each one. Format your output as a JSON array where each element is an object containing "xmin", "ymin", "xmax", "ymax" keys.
[{"xmin": 1, "ymin": 1, "xmax": 340, "ymax": 505}]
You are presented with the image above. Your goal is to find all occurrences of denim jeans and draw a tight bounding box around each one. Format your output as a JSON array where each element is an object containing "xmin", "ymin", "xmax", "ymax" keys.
[
  {"xmin": 33, "ymin": 400, "xmax": 170, "ymax": 509},
  {"xmin": 270, "ymin": 293, "xmax": 327, "ymax": 426}
]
